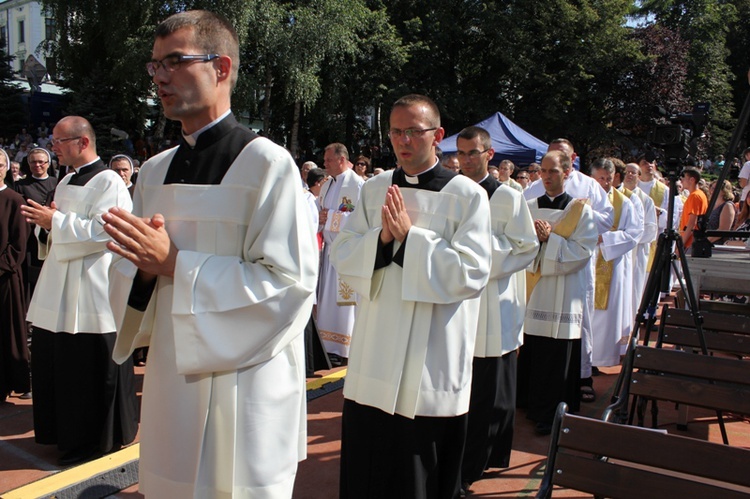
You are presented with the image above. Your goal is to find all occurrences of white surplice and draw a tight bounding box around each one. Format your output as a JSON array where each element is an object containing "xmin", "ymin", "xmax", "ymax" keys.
[
  {"xmin": 27, "ymin": 169, "xmax": 132, "ymax": 333},
  {"xmin": 591, "ymin": 190, "xmax": 642, "ymax": 367},
  {"xmin": 110, "ymin": 137, "xmax": 317, "ymax": 498},
  {"xmin": 330, "ymin": 170, "xmax": 491, "ymax": 418},
  {"xmin": 526, "ymin": 170, "xmax": 613, "ymax": 377},
  {"xmin": 476, "ymin": 184, "xmax": 539, "ymax": 357},
  {"xmin": 316, "ymin": 168, "xmax": 364, "ymax": 357},
  {"xmin": 525, "ymin": 199, "xmax": 598, "ymax": 340},
  {"xmin": 629, "ymin": 186, "xmax": 658, "ymax": 314}
]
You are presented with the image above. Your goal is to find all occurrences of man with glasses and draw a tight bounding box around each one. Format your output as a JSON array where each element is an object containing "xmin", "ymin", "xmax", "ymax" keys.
[
  {"xmin": 102, "ymin": 10, "xmax": 317, "ymax": 498},
  {"xmin": 317, "ymin": 143, "xmax": 364, "ymax": 366},
  {"xmin": 14, "ymin": 147, "xmax": 58, "ymax": 298},
  {"xmin": 455, "ymin": 126, "xmax": 538, "ymax": 494},
  {"xmin": 21, "ymin": 116, "xmax": 138, "ymax": 466},
  {"xmin": 498, "ymin": 159, "xmax": 523, "ymax": 192},
  {"xmin": 331, "ymin": 94, "xmax": 492, "ymax": 498}
]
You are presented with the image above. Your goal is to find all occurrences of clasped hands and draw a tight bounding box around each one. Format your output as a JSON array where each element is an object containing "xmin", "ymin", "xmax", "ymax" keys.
[
  {"xmin": 380, "ymin": 185, "xmax": 411, "ymax": 244},
  {"xmin": 534, "ymin": 219, "xmax": 552, "ymax": 243},
  {"xmin": 102, "ymin": 207, "xmax": 178, "ymax": 279}
]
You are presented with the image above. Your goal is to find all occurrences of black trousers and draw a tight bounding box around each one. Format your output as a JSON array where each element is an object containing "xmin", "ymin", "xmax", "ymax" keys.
[
  {"xmin": 517, "ymin": 334, "xmax": 581, "ymax": 424},
  {"xmin": 462, "ymin": 350, "xmax": 517, "ymax": 483},
  {"xmin": 31, "ymin": 328, "xmax": 139, "ymax": 453},
  {"xmin": 340, "ymin": 399, "xmax": 467, "ymax": 499}
]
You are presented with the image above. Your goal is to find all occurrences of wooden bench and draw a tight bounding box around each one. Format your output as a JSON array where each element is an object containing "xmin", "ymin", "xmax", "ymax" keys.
[
  {"xmin": 604, "ymin": 340, "xmax": 750, "ymax": 444},
  {"xmin": 658, "ymin": 307, "xmax": 750, "ymax": 356},
  {"xmin": 536, "ymin": 403, "xmax": 750, "ymax": 499}
]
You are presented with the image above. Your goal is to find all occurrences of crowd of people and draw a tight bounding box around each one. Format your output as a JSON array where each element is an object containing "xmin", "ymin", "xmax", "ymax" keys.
[{"xmin": 2, "ymin": 8, "xmax": 750, "ymax": 499}]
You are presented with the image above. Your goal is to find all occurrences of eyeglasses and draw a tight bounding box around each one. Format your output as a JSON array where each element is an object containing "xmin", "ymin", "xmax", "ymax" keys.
[
  {"xmin": 517, "ymin": 176, "xmax": 529, "ymax": 180},
  {"xmin": 456, "ymin": 149, "xmax": 490, "ymax": 159},
  {"xmin": 49, "ymin": 136, "xmax": 81, "ymax": 147},
  {"xmin": 625, "ymin": 170, "xmax": 640, "ymax": 176},
  {"xmin": 146, "ymin": 54, "xmax": 220, "ymax": 77},
  {"xmin": 528, "ymin": 169, "xmax": 540, "ymax": 173},
  {"xmin": 388, "ymin": 127, "xmax": 437, "ymax": 139},
  {"xmin": 29, "ymin": 160, "xmax": 49, "ymax": 165},
  {"xmin": 355, "ymin": 162, "xmax": 368, "ymax": 167}
]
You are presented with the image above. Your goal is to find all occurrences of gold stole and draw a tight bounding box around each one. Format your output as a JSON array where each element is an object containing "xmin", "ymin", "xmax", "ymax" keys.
[
  {"xmin": 647, "ymin": 181, "xmax": 666, "ymax": 271},
  {"xmin": 526, "ymin": 198, "xmax": 588, "ymax": 300},
  {"xmin": 595, "ymin": 189, "xmax": 624, "ymax": 310}
]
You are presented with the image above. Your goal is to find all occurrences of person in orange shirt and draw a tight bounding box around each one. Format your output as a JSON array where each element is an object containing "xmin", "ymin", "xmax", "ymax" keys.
[{"xmin": 679, "ymin": 167, "xmax": 708, "ymax": 249}]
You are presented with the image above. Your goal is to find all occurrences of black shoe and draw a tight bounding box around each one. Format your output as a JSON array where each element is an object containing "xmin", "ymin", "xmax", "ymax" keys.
[
  {"xmin": 59, "ymin": 447, "xmax": 98, "ymax": 466},
  {"xmin": 460, "ymin": 481, "xmax": 471, "ymax": 497},
  {"xmin": 534, "ymin": 422, "xmax": 553, "ymax": 436}
]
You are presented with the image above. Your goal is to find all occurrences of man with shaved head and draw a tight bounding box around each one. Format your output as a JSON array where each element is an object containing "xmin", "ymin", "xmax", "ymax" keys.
[{"xmin": 21, "ymin": 116, "xmax": 138, "ymax": 466}]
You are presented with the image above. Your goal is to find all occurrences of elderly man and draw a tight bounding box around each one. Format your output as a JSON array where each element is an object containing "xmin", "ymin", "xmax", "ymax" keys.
[
  {"xmin": 524, "ymin": 139, "xmax": 614, "ymax": 403},
  {"xmin": 0, "ymin": 149, "xmax": 31, "ymax": 402},
  {"xmin": 102, "ymin": 10, "xmax": 317, "ymax": 497},
  {"xmin": 14, "ymin": 147, "xmax": 58, "ymax": 299},
  {"xmin": 331, "ymin": 94, "xmax": 492, "ymax": 498},
  {"xmin": 21, "ymin": 116, "xmax": 138, "ymax": 466},
  {"xmin": 317, "ymin": 143, "xmax": 364, "ymax": 364},
  {"xmin": 455, "ymin": 126, "xmax": 538, "ymax": 493}
]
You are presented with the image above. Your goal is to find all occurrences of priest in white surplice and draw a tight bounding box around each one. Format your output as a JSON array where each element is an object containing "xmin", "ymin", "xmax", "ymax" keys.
[
  {"xmin": 518, "ymin": 150, "xmax": 598, "ymax": 435},
  {"xmin": 589, "ymin": 159, "xmax": 642, "ymax": 367},
  {"xmin": 524, "ymin": 139, "xmax": 613, "ymax": 402},
  {"xmin": 330, "ymin": 95, "xmax": 492, "ymax": 499},
  {"xmin": 455, "ymin": 126, "xmax": 538, "ymax": 492},
  {"xmin": 317, "ymin": 143, "xmax": 364, "ymax": 362},
  {"xmin": 623, "ymin": 162, "xmax": 658, "ymax": 317},
  {"xmin": 102, "ymin": 11, "xmax": 317, "ymax": 498}
]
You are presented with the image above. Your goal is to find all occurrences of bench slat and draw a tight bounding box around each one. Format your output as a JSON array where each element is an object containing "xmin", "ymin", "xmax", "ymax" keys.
[{"xmin": 634, "ymin": 346, "xmax": 750, "ymax": 385}]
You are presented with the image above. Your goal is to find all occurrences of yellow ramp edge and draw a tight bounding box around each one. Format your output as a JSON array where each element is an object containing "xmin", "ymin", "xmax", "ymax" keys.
[{"xmin": 2, "ymin": 368, "xmax": 347, "ymax": 499}]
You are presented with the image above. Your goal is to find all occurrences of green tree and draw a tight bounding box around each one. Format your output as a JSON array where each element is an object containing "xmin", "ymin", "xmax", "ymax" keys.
[{"xmin": 635, "ymin": 0, "xmax": 738, "ymax": 156}]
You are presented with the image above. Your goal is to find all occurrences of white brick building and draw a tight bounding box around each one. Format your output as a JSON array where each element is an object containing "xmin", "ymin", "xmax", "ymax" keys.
[{"xmin": 0, "ymin": 0, "xmax": 54, "ymax": 77}]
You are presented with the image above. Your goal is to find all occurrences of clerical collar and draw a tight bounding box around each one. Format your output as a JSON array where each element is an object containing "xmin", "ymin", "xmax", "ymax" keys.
[
  {"xmin": 546, "ymin": 192, "xmax": 565, "ymax": 202},
  {"xmin": 32, "ymin": 175, "xmax": 49, "ymax": 180},
  {"xmin": 478, "ymin": 173, "xmax": 490, "ymax": 184},
  {"xmin": 403, "ymin": 160, "xmax": 439, "ymax": 185},
  {"xmin": 182, "ymin": 109, "xmax": 232, "ymax": 147},
  {"xmin": 0, "ymin": 185, "xmax": 6, "ymax": 192},
  {"xmin": 74, "ymin": 157, "xmax": 102, "ymax": 174}
]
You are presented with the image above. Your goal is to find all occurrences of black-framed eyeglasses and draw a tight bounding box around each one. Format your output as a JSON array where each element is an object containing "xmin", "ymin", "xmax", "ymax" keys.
[
  {"xmin": 456, "ymin": 149, "xmax": 490, "ymax": 159},
  {"xmin": 29, "ymin": 160, "xmax": 49, "ymax": 165},
  {"xmin": 355, "ymin": 162, "xmax": 368, "ymax": 166},
  {"xmin": 146, "ymin": 54, "xmax": 220, "ymax": 77},
  {"xmin": 388, "ymin": 127, "xmax": 437, "ymax": 139},
  {"xmin": 49, "ymin": 136, "xmax": 82, "ymax": 147},
  {"xmin": 528, "ymin": 169, "xmax": 540, "ymax": 173}
]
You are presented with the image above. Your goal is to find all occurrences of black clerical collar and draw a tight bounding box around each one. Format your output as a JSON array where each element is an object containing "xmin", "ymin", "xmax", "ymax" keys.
[
  {"xmin": 182, "ymin": 109, "xmax": 232, "ymax": 147},
  {"xmin": 392, "ymin": 161, "xmax": 456, "ymax": 192},
  {"xmin": 73, "ymin": 157, "xmax": 101, "ymax": 174},
  {"xmin": 537, "ymin": 191, "xmax": 572, "ymax": 210},
  {"xmin": 180, "ymin": 112, "xmax": 237, "ymax": 150}
]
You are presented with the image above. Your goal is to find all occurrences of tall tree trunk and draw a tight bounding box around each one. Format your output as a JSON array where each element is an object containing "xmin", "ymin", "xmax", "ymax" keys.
[
  {"xmin": 290, "ymin": 100, "xmax": 301, "ymax": 162},
  {"xmin": 262, "ymin": 71, "xmax": 273, "ymax": 134}
]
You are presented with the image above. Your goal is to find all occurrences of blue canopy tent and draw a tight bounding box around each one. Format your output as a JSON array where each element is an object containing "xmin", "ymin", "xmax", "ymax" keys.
[{"xmin": 439, "ymin": 112, "xmax": 575, "ymax": 168}]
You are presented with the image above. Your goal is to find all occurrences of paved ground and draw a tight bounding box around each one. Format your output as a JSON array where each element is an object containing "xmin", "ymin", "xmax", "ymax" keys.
[{"xmin": 2, "ymin": 339, "xmax": 749, "ymax": 498}]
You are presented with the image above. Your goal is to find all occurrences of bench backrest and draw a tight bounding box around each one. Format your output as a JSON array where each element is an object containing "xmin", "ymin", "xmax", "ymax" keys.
[
  {"xmin": 630, "ymin": 345, "xmax": 750, "ymax": 416},
  {"xmin": 536, "ymin": 405, "xmax": 750, "ymax": 499},
  {"xmin": 659, "ymin": 308, "xmax": 750, "ymax": 356}
]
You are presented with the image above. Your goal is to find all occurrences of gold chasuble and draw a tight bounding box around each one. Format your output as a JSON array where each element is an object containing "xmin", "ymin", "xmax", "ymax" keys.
[
  {"xmin": 527, "ymin": 198, "xmax": 589, "ymax": 300},
  {"xmin": 595, "ymin": 189, "xmax": 624, "ymax": 310},
  {"xmin": 647, "ymin": 180, "xmax": 666, "ymax": 271}
]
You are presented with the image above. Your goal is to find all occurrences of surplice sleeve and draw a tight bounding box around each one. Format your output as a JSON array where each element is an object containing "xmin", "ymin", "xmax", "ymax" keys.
[
  {"xmin": 540, "ymin": 204, "xmax": 598, "ymax": 276},
  {"xmin": 399, "ymin": 179, "xmax": 492, "ymax": 304},
  {"xmin": 50, "ymin": 173, "xmax": 133, "ymax": 263},
  {"xmin": 600, "ymin": 197, "xmax": 643, "ymax": 262},
  {"xmin": 170, "ymin": 149, "xmax": 318, "ymax": 375},
  {"xmin": 489, "ymin": 186, "xmax": 539, "ymax": 279}
]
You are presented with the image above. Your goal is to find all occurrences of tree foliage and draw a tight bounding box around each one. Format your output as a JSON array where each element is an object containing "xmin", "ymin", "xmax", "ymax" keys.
[{"xmin": 33, "ymin": 0, "xmax": 750, "ymax": 164}]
